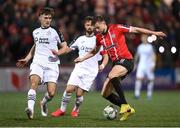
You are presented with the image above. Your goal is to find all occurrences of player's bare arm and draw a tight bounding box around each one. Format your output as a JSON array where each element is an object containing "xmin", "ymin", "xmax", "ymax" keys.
[
  {"xmin": 99, "ymin": 53, "xmax": 109, "ymax": 72},
  {"xmin": 74, "ymin": 45, "xmax": 101, "ymax": 63},
  {"xmin": 51, "ymin": 41, "xmax": 68, "ymax": 55},
  {"xmin": 130, "ymin": 26, "xmax": 167, "ymax": 38},
  {"xmin": 16, "ymin": 44, "xmax": 36, "ymax": 68}
]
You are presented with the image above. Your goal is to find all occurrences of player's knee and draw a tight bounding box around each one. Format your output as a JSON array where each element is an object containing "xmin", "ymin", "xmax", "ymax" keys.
[
  {"xmin": 48, "ymin": 91, "xmax": 55, "ymax": 98},
  {"xmin": 110, "ymin": 77, "xmax": 119, "ymax": 85},
  {"xmin": 31, "ymin": 82, "xmax": 38, "ymax": 90},
  {"xmin": 66, "ymin": 85, "xmax": 75, "ymax": 93}
]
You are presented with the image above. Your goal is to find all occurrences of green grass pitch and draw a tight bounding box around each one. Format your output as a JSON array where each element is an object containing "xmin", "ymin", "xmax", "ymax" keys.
[{"xmin": 0, "ymin": 90, "xmax": 180, "ymax": 127}]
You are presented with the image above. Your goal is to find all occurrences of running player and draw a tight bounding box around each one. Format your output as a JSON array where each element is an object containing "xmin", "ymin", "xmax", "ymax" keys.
[
  {"xmin": 16, "ymin": 7, "xmax": 67, "ymax": 119},
  {"xmin": 74, "ymin": 15, "xmax": 166, "ymax": 121},
  {"xmin": 134, "ymin": 34, "xmax": 156, "ymax": 100},
  {"xmin": 51, "ymin": 16, "xmax": 109, "ymax": 117}
]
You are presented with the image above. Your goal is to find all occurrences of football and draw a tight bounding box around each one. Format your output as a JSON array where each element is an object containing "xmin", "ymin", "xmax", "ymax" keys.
[{"xmin": 103, "ymin": 105, "xmax": 118, "ymax": 120}]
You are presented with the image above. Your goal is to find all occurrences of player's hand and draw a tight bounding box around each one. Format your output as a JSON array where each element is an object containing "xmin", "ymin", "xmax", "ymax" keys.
[
  {"xmin": 16, "ymin": 58, "xmax": 29, "ymax": 68},
  {"xmin": 74, "ymin": 57, "xmax": 84, "ymax": 63},
  {"xmin": 154, "ymin": 31, "xmax": 167, "ymax": 38},
  {"xmin": 51, "ymin": 49, "xmax": 59, "ymax": 55},
  {"xmin": 99, "ymin": 64, "xmax": 105, "ymax": 72}
]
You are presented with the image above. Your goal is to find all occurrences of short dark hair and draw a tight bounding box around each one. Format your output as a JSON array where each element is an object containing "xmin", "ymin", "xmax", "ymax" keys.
[
  {"xmin": 93, "ymin": 15, "xmax": 105, "ymax": 23},
  {"xmin": 39, "ymin": 7, "xmax": 54, "ymax": 17},
  {"xmin": 84, "ymin": 16, "xmax": 94, "ymax": 24}
]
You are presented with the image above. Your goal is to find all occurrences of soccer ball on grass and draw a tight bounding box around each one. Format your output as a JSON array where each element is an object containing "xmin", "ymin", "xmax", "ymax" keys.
[{"xmin": 103, "ymin": 105, "xmax": 118, "ymax": 120}]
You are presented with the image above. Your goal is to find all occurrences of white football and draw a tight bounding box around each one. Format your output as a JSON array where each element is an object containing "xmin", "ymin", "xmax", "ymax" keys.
[{"xmin": 103, "ymin": 105, "xmax": 118, "ymax": 120}]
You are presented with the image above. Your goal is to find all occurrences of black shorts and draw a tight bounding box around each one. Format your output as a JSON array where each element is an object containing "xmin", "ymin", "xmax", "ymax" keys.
[{"xmin": 113, "ymin": 59, "xmax": 134, "ymax": 78}]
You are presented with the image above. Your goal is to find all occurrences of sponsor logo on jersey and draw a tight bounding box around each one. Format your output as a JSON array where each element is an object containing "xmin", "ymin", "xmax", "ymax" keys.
[
  {"xmin": 39, "ymin": 38, "xmax": 49, "ymax": 44},
  {"xmin": 105, "ymin": 44, "xmax": 116, "ymax": 50},
  {"xmin": 80, "ymin": 46, "xmax": 93, "ymax": 52}
]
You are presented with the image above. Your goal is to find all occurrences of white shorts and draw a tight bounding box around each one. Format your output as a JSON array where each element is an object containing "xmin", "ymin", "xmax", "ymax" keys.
[
  {"xmin": 67, "ymin": 70, "xmax": 97, "ymax": 92},
  {"xmin": 29, "ymin": 63, "xmax": 59, "ymax": 84},
  {"xmin": 136, "ymin": 67, "xmax": 154, "ymax": 80}
]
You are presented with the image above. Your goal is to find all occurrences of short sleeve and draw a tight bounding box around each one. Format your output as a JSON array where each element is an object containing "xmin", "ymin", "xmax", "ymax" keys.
[
  {"xmin": 116, "ymin": 24, "xmax": 131, "ymax": 33},
  {"xmin": 100, "ymin": 50, "xmax": 107, "ymax": 55},
  {"xmin": 54, "ymin": 28, "xmax": 65, "ymax": 44},
  {"xmin": 69, "ymin": 37, "xmax": 79, "ymax": 50}
]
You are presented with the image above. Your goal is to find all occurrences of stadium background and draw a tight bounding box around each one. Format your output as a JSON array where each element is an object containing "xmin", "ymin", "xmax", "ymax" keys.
[
  {"xmin": 0, "ymin": 0, "xmax": 179, "ymax": 91},
  {"xmin": 0, "ymin": 0, "xmax": 180, "ymax": 127}
]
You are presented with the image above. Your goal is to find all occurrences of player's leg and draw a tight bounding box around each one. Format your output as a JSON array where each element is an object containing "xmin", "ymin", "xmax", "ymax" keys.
[
  {"xmin": 51, "ymin": 85, "xmax": 75, "ymax": 117},
  {"xmin": 26, "ymin": 74, "xmax": 41, "ymax": 119},
  {"xmin": 103, "ymin": 62, "xmax": 135, "ymax": 121},
  {"xmin": 134, "ymin": 67, "xmax": 144, "ymax": 99},
  {"xmin": 26, "ymin": 63, "xmax": 43, "ymax": 119},
  {"xmin": 40, "ymin": 65, "xmax": 59, "ymax": 116},
  {"xmin": 108, "ymin": 65, "xmax": 129, "ymax": 107},
  {"xmin": 71, "ymin": 88, "xmax": 85, "ymax": 117},
  {"xmin": 40, "ymin": 82, "xmax": 56, "ymax": 116},
  {"xmin": 101, "ymin": 77, "xmax": 123, "ymax": 107},
  {"xmin": 147, "ymin": 69, "xmax": 155, "ymax": 99}
]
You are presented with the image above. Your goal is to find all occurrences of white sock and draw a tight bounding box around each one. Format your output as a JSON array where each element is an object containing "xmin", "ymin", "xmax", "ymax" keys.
[
  {"xmin": 41, "ymin": 92, "xmax": 52, "ymax": 105},
  {"xmin": 60, "ymin": 91, "xmax": 72, "ymax": 112},
  {"xmin": 27, "ymin": 89, "xmax": 36, "ymax": 113},
  {"xmin": 72, "ymin": 96, "xmax": 83, "ymax": 112},
  {"xmin": 135, "ymin": 80, "xmax": 142, "ymax": 97},
  {"xmin": 147, "ymin": 81, "xmax": 154, "ymax": 98}
]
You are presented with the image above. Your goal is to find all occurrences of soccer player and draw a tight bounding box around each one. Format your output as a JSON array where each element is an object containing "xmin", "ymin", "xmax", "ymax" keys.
[
  {"xmin": 134, "ymin": 35, "xmax": 156, "ymax": 100},
  {"xmin": 51, "ymin": 16, "xmax": 109, "ymax": 117},
  {"xmin": 16, "ymin": 7, "xmax": 67, "ymax": 119},
  {"xmin": 74, "ymin": 15, "xmax": 166, "ymax": 121}
]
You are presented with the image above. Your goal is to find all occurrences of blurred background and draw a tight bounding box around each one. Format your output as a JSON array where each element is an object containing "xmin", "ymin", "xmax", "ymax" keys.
[{"xmin": 0, "ymin": 0, "xmax": 179, "ymax": 92}]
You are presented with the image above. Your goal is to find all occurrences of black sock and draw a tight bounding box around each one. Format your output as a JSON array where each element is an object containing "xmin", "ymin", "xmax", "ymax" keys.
[
  {"xmin": 110, "ymin": 77, "xmax": 127, "ymax": 104},
  {"xmin": 105, "ymin": 93, "xmax": 121, "ymax": 107}
]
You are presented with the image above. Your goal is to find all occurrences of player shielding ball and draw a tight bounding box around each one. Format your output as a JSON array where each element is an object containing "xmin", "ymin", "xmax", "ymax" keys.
[
  {"xmin": 51, "ymin": 16, "xmax": 109, "ymax": 117},
  {"xmin": 74, "ymin": 15, "xmax": 166, "ymax": 121},
  {"xmin": 134, "ymin": 35, "xmax": 156, "ymax": 100},
  {"xmin": 16, "ymin": 7, "xmax": 67, "ymax": 119}
]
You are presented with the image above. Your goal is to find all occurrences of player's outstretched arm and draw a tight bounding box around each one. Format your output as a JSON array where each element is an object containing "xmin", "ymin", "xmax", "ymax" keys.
[
  {"xmin": 99, "ymin": 53, "xmax": 109, "ymax": 72},
  {"xmin": 16, "ymin": 44, "xmax": 35, "ymax": 68},
  {"xmin": 74, "ymin": 46, "xmax": 101, "ymax": 63},
  {"xmin": 130, "ymin": 26, "xmax": 167, "ymax": 38},
  {"xmin": 51, "ymin": 41, "xmax": 68, "ymax": 56}
]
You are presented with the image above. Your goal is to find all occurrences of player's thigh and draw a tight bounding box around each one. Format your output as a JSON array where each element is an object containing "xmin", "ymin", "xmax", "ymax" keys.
[
  {"xmin": 29, "ymin": 63, "xmax": 43, "ymax": 86},
  {"xmin": 66, "ymin": 85, "xmax": 76, "ymax": 93},
  {"xmin": 146, "ymin": 69, "xmax": 155, "ymax": 81},
  {"xmin": 108, "ymin": 65, "xmax": 128, "ymax": 79},
  {"xmin": 67, "ymin": 70, "xmax": 80, "ymax": 88},
  {"xmin": 29, "ymin": 75, "xmax": 41, "ymax": 90},
  {"xmin": 47, "ymin": 82, "xmax": 57, "ymax": 96},
  {"xmin": 44, "ymin": 66, "xmax": 59, "ymax": 84},
  {"xmin": 136, "ymin": 68, "xmax": 144, "ymax": 80},
  {"xmin": 79, "ymin": 74, "xmax": 96, "ymax": 92}
]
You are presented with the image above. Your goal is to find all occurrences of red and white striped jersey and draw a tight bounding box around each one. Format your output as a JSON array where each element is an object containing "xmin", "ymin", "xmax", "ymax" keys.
[{"xmin": 96, "ymin": 24, "xmax": 133, "ymax": 61}]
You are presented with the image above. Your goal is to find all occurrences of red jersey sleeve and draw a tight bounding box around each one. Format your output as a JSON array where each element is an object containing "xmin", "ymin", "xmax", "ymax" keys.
[
  {"xmin": 96, "ymin": 34, "xmax": 102, "ymax": 47},
  {"xmin": 116, "ymin": 24, "xmax": 131, "ymax": 33},
  {"xmin": 100, "ymin": 50, "xmax": 107, "ymax": 55}
]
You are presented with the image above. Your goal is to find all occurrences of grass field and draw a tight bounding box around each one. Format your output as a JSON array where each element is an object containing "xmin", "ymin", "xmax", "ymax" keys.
[{"xmin": 0, "ymin": 90, "xmax": 180, "ymax": 127}]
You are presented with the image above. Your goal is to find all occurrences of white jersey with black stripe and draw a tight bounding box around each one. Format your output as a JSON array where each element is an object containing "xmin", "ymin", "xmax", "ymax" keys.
[
  {"xmin": 70, "ymin": 35, "xmax": 101, "ymax": 76},
  {"xmin": 32, "ymin": 27, "xmax": 64, "ymax": 65}
]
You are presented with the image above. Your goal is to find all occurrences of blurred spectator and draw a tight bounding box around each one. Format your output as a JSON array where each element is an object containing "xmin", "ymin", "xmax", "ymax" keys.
[{"xmin": 0, "ymin": 0, "xmax": 179, "ymax": 68}]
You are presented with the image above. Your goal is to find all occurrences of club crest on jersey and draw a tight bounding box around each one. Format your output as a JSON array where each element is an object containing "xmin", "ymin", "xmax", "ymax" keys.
[
  {"xmin": 111, "ymin": 34, "xmax": 116, "ymax": 38},
  {"xmin": 47, "ymin": 31, "xmax": 51, "ymax": 35}
]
